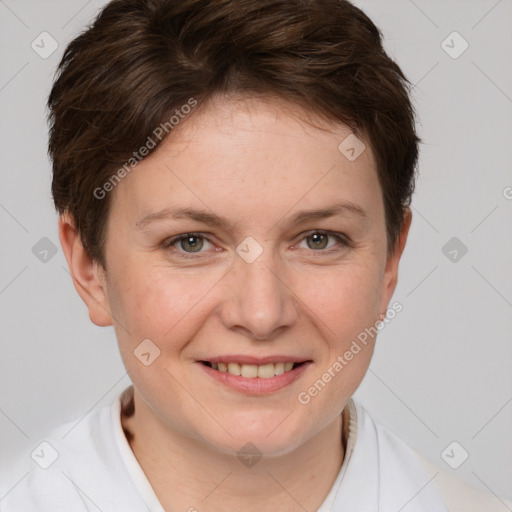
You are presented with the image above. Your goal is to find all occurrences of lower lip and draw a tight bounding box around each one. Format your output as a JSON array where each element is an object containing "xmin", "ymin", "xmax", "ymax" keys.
[{"xmin": 197, "ymin": 362, "xmax": 311, "ymax": 395}]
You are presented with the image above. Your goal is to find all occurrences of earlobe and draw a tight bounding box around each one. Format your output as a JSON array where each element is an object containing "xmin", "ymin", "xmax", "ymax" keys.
[{"xmin": 58, "ymin": 213, "xmax": 113, "ymax": 327}]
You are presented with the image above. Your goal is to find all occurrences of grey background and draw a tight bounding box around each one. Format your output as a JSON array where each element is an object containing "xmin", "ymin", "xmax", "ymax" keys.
[{"xmin": 1, "ymin": 0, "xmax": 511, "ymax": 503}]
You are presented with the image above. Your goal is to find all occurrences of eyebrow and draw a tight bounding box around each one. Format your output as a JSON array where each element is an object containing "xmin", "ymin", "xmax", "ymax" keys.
[{"xmin": 135, "ymin": 201, "xmax": 367, "ymax": 230}]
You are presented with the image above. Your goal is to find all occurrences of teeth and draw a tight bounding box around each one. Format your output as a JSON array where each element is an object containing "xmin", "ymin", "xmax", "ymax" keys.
[
  {"xmin": 228, "ymin": 362, "xmax": 241, "ymax": 375},
  {"xmin": 241, "ymin": 364, "xmax": 258, "ymax": 378},
  {"xmin": 208, "ymin": 361, "xmax": 300, "ymax": 378},
  {"xmin": 274, "ymin": 362, "xmax": 285, "ymax": 375},
  {"xmin": 257, "ymin": 363, "xmax": 275, "ymax": 378}
]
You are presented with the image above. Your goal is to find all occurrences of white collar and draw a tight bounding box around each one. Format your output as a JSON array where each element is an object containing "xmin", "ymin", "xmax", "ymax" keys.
[
  {"xmin": 110, "ymin": 386, "xmax": 447, "ymax": 511},
  {"xmin": 110, "ymin": 387, "xmax": 166, "ymax": 512}
]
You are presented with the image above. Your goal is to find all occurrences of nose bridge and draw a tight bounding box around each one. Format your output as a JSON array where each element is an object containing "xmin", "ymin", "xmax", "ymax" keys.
[{"xmin": 221, "ymin": 243, "xmax": 298, "ymax": 340}]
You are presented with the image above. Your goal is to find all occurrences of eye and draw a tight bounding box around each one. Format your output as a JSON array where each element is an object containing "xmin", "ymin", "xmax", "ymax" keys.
[
  {"xmin": 297, "ymin": 230, "xmax": 349, "ymax": 252},
  {"xmin": 162, "ymin": 230, "xmax": 350, "ymax": 260},
  {"xmin": 162, "ymin": 233, "xmax": 214, "ymax": 256}
]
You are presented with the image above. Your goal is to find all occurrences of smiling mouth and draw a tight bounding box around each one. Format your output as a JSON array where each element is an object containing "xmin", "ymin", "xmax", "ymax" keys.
[{"xmin": 200, "ymin": 361, "xmax": 307, "ymax": 378}]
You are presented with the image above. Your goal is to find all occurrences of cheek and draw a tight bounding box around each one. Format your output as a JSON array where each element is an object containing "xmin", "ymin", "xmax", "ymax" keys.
[
  {"xmin": 299, "ymin": 260, "xmax": 384, "ymax": 335},
  {"xmin": 108, "ymin": 261, "xmax": 226, "ymax": 344},
  {"xmin": 294, "ymin": 265, "xmax": 381, "ymax": 415},
  {"xmin": 108, "ymin": 248, "xmax": 384, "ymax": 355}
]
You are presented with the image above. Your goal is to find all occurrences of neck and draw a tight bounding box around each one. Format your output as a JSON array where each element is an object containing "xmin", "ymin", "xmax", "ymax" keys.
[{"xmin": 121, "ymin": 390, "xmax": 345, "ymax": 512}]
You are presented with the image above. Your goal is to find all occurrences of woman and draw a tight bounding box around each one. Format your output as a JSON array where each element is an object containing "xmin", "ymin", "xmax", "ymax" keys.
[{"xmin": 2, "ymin": 0, "xmax": 509, "ymax": 510}]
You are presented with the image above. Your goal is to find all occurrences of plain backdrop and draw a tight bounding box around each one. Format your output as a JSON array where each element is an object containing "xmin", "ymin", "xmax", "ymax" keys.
[{"xmin": 1, "ymin": 0, "xmax": 511, "ymax": 502}]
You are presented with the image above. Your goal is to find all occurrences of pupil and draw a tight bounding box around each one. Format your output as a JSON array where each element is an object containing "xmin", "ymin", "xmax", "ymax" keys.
[
  {"xmin": 308, "ymin": 233, "xmax": 327, "ymax": 250},
  {"xmin": 182, "ymin": 235, "xmax": 203, "ymax": 252}
]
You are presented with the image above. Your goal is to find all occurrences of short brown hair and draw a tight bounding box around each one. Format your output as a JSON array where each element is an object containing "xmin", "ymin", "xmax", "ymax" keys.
[{"xmin": 48, "ymin": 0, "xmax": 420, "ymax": 268}]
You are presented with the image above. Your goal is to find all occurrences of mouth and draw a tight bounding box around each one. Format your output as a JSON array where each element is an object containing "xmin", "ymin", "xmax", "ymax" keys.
[
  {"xmin": 197, "ymin": 358, "xmax": 312, "ymax": 395},
  {"xmin": 199, "ymin": 360, "xmax": 306, "ymax": 378}
]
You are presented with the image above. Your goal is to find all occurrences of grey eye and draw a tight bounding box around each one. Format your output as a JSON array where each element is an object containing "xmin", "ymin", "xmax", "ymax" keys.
[
  {"xmin": 179, "ymin": 235, "xmax": 204, "ymax": 252},
  {"xmin": 305, "ymin": 232, "xmax": 329, "ymax": 250}
]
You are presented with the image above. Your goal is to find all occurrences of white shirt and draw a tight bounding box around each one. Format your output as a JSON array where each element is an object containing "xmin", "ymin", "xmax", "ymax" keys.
[{"xmin": 1, "ymin": 386, "xmax": 508, "ymax": 511}]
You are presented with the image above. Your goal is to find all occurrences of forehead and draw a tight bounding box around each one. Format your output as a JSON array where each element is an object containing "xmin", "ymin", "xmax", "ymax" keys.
[{"xmin": 108, "ymin": 95, "xmax": 382, "ymax": 232}]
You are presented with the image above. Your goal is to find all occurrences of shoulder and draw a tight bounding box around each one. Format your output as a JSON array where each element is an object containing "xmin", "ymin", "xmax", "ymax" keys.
[
  {"xmin": 0, "ymin": 407, "xmax": 107, "ymax": 511},
  {"xmin": 352, "ymin": 401, "xmax": 511, "ymax": 512},
  {"xmin": 0, "ymin": 458, "xmax": 84, "ymax": 511},
  {"xmin": 414, "ymin": 450, "xmax": 512, "ymax": 512},
  {"xmin": 0, "ymin": 391, "xmax": 143, "ymax": 511}
]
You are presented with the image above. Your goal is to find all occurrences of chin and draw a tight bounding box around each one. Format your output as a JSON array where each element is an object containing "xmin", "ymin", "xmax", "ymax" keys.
[{"xmin": 197, "ymin": 411, "xmax": 313, "ymax": 458}]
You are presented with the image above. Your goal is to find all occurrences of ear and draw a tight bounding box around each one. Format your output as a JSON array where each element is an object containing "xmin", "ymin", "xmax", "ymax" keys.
[
  {"xmin": 379, "ymin": 208, "xmax": 412, "ymax": 313},
  {"xmin": 58, "ymin": 212, "xmax": 113, "ymax": 327}
]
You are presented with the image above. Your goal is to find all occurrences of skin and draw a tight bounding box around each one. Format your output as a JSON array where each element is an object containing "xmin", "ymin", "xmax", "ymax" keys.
[{"xmin": 59, "ymin": 95, "xmax": 411, "ymax": 511}]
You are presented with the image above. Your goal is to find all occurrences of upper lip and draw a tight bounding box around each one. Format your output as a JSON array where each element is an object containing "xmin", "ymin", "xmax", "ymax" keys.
[{"xmin": 200, "ymin": 355, "xmax": 311, "ymax": 365}]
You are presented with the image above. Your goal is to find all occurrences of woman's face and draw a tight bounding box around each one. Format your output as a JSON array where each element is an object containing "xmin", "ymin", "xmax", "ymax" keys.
[{"xmin": 92, "ymin": 96, "xmax": 407, "ymax": 456}]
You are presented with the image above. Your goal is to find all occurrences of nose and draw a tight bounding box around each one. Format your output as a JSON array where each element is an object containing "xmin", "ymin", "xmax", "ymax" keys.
[{"xmin": 219, "ymin": 249, "xmax": 299, "ymax": 341}]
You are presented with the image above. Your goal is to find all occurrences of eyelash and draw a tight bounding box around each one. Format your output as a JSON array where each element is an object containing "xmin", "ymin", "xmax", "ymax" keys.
[{"xmin": 161, "ymin": 230, "xmax": 351, "ymax": 260}]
